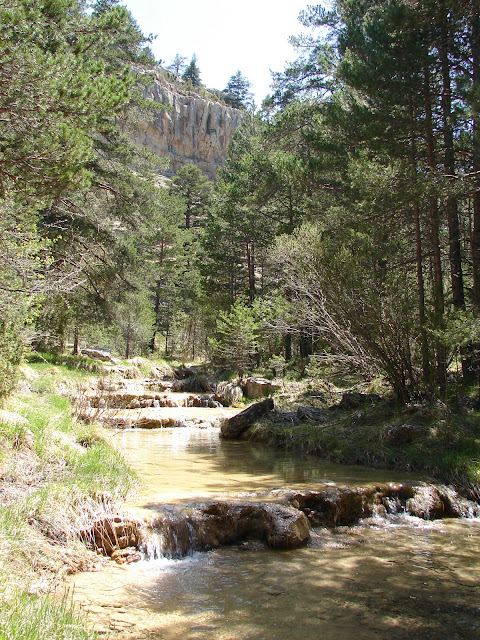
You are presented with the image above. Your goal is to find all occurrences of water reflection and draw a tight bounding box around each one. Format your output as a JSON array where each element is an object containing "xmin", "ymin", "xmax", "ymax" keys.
[{"xmin": 109, "ymin": 427, "xmax": 420, "ymax": 506}]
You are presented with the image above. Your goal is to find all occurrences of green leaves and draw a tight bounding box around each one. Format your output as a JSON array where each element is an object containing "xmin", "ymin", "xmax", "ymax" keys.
[
  {"xmin": 209, "ymin": 298, "xmax": 259, "ymax": 377},
  {"xmin": 223, "ymin": 71, "xmax": 253, "ymax": 110}
]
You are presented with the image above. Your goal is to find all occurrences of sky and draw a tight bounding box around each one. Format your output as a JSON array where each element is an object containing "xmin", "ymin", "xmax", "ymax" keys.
[{"xmin": 121, "ymin": 0, "xmax": 314, "ymax": 104}]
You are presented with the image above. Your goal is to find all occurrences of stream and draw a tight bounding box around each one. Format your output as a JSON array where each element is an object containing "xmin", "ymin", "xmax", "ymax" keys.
[{"xmin": 69, "ymin": 398, "xmax": 480, "ymax": 640}]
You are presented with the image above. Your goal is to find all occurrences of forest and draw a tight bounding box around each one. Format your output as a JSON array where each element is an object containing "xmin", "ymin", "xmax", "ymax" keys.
[
  {"xmin": 2, "ymin": 0, "xmax": 480, "ymax": 406},
  {"xmin": 3, "ymin": 2, "xmax": 480, "ymax": 638}
]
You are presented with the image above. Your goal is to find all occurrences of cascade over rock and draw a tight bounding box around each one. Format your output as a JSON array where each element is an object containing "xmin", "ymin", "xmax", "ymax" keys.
[{"xmin": 137, "ymin": 74, "xmax": 243, "ymax": 180}]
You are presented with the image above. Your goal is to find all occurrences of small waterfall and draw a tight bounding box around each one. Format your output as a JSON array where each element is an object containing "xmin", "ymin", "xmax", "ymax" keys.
[
  {"xmin": 139, "ymin": 514, "xmax": 199, "ymax": 560},
  {"xmin": 382, "ymin": 496, "xmax": 403, "ymax": 515},
  {"xmin": 137, "ymin": 501, "xmax": 311, "ymax": 561}
]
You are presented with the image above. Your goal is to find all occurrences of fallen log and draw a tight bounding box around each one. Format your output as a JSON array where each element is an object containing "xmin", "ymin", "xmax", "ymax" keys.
[{"xmin": 220, "ymin": 398, "xmax": 273, "ymax": 439}]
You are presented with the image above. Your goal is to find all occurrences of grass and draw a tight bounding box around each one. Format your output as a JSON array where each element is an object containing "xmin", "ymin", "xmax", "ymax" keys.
[
  {"xmin": 0, "ymin": 590, "xmax": 98, "ymax": 640},
  {"xmin": 0, "ymin": 358, "xmax": 138, "ymax": 639}
]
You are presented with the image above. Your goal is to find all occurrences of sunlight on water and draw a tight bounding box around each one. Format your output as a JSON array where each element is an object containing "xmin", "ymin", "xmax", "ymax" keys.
[
  {"xmin": 70, "ymin": 426, "xmax": 480, "ymax": 640},
  {"xmin": 108, "ymin": 426, "xmax": 420, "ymax": 507}
]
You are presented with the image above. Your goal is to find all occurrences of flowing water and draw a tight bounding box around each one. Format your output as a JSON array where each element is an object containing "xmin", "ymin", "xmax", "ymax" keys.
[{"xmin": 70, "ymin": 409, "xmax": 480, "ymax": 640}]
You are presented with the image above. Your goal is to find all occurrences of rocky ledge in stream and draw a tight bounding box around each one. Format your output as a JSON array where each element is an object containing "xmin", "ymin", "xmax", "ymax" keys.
[
  {"xmin": 81, "ymin": 482, "xmax": 479, "ymax": 565},
  {"xmin": 140, "ymin": 502, "xmax": 311, "ymax": 557},
  {"xmin": 278, "ymin": 482, "xmax": 480, "ymax": 525}
]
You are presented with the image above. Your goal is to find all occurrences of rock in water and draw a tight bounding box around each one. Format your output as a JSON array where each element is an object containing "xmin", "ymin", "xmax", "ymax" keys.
[
  {"xmin": 220, "ymin": 399, "xmax": 274, "ymax": 438},
  {"xmin": 265, "ymin": 504, "xmax": 311, "ymax": 550}
]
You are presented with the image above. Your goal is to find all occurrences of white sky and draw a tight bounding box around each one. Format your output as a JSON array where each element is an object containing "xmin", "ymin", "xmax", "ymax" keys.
[{"xmin": 121, "ymin": 0, "xmax": 314, "ymax": 104}]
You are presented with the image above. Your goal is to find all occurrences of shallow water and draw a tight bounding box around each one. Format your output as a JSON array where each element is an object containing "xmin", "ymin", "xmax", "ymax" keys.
[
  {"xmin": 106, "ymin": 426, "xmax": 418, "ymax": 506},
  {"xmin": 71, "ymin": 426, "xmax": 480, "ymax": 639}
]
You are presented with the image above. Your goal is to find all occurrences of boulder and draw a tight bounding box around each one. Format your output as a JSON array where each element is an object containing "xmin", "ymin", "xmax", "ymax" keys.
[
  {"xmin": 288, "ymin": 488, "xmax": 368, "ymax": 527},
  {"xmin": 220, "ymin": 399, "xmax": 274, "ymax": 438},
  {"xmin": 336, "ymin": 392, "xmax": 381, "ymax": 409},
  {"xmin": 437, "ymin": 485, "xmax": 480, "ymax": 518},
  {"xmin": 81, "ymin": 348, "xmax": 115, "ymax": 362},
  {"xmin": 186, "ymin": 394, "xmax": 222, "ymax": 408},
  {"xmin": 214, "ymin": 380, "xmax": 244, "ymax": 406},
  {"xmin": 406, "ymin": 485, "xmax": 445, "ymax": 519},
  {"xmin": 284, "ymin": 483, "xmax": 479, "ymax": 526},
  {"xmin": 271, "ymin": 410, "xmax": 300, "ymax": 426},
  {"xmin": 147, "ymin": 502, "xmax": 310, "ymax": 556},
  {"xmin": 111, "ymin": 547, "xmax": 142, "ymax": 564},
  {"xmin": 243, "ymin": 377, "xmax": 280, "ymax": 399},
  {"xmin": 265, "ymin": 504, "xmax": 311, "ymax": 550}
]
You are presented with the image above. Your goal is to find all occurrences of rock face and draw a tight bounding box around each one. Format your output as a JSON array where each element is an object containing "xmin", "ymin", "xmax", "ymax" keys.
[{"xmin": 137, "ymin": 74, "xmax": 243, "ymax": 180}]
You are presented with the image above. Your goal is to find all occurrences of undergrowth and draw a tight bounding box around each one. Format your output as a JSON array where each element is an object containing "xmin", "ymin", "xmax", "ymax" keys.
[{"xmin": 0, "ymin": 361, "xmax": 137, "ymax": 638}]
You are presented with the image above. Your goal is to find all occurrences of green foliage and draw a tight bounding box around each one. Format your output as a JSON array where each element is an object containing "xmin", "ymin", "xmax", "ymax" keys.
[
  {"xmin": 171, "ymin": 164, "xmax": 213, "ymax": 229},
  {"xmin": 0, "ymin": 198, "xmax": 49, "ymax": 400},
  {"xmin": 223, "ymin": 70, "xmax": 253, "ymax": 109},
  {"xmin": 167, "ymin": 53, "xmax": 187, "ymax": 76},
  {"xmin": 0, "ymin": 318, "xmax": 23, "ymax": 405},
  {"xmin": 111, "ymin": 290, "xmax": 156, "ymax": 358},
  {"xmin": 0, "ymin": 0, "xmax": 136, "ymax": 199},
  {"xmin": 182, "ymin": 54, "xmax": 202, "ymax": 86},
  {"xmin": 209, "ymin": 298, "xmax": 259, "ymax": 377},
  {"xmin": 0, "ymin": 0, "xmax": 165, "ymax": 394}
]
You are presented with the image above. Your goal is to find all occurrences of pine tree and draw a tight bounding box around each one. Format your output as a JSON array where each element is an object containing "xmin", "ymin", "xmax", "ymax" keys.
[
  {"xmin": 171, "ymin": 165, "xmax": 213, "ymax": 229},
  {"xmin": 182, "ymin": 54, "xmax": 202, "ymax": 86},
  {"xmin": 209, "ymin": 298, "xmax": 259, "ymax": 377},
  {"xmin": 223, "ymin": 71, "xmax": 253, "ymax": 109}
]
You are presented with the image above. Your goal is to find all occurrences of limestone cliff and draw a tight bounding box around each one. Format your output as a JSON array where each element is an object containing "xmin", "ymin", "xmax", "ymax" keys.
[{"xmin": 137, "ymin": 75, "xmax": 243, "ymax": 180}]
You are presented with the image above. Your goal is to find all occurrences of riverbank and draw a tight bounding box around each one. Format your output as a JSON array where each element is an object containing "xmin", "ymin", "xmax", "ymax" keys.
[
  {"xmin": 2, "ymin": 354, "xmax": 480, "ymax": 638},
  {"xmin": 244, "ymin": 389, "xmax": 480, "ymax": 501},
  {"xmin": 0, "ymin": 356, "xmax": 138, "ymax": 639}
]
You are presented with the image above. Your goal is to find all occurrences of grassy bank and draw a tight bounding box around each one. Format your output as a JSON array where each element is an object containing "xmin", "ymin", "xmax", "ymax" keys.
[
  {"xmin": 0, "ymin": 355, "xmax": 138, "ymax": 639},
  {"xmin": 246, "ymin": 391, "xmax": 480, "ymax": 499}
]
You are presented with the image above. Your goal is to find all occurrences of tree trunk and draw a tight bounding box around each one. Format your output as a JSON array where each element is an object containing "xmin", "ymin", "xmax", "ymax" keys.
[
  {"xmin": 299, "ymin": 332, "xmax": 313, "ymax": 359},
  {"xmin": 246, "ymin": 241, "xmax": 255, "ymax": 301},
  {"xmin": 424, "ymin": 65, "xmax": 446, "ymax": 390},
  {"xmin": 165, "ymin": 324, "xmax": 170, "ymax": 357},
  {"xmin": 220, "ymin": 399, "xmax": 274, "ymax": 439},
  {"xmin": 439, "ymin": 1, "xmax": 473, "ymax": 381},
  {"xmin": 471, "ymin": 10, "xmax": 480, "ymax": 397},
  {"xmin": 284, "ymin": 333, "xmax": 292, "ymax": 362},
  {"xmin": 73, "ymin": 326, "xmax": 80, "ymax": 356},
  {"xmin": 409, "ymin": 102, "xmax": 430, "ymax": 384},
  {"xmin": 149, "ymin": 280, "xmax": 161, "ymax": 353}
]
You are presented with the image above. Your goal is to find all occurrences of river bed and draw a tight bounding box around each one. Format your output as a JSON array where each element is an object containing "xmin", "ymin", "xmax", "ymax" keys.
[{"xmin": 69, "ymin": 424, "xmax": 480, "ymax": 639}]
